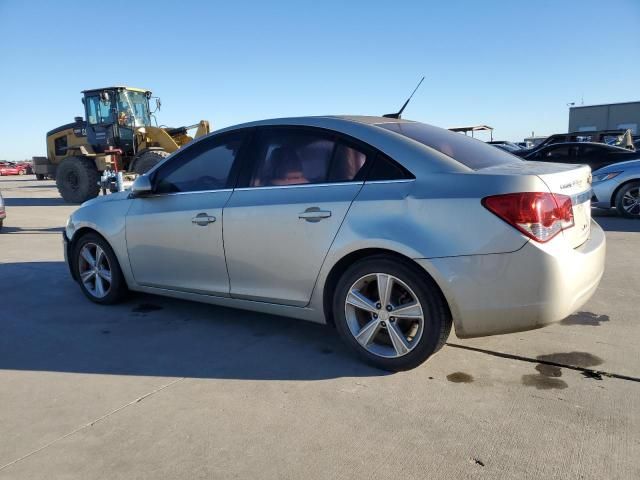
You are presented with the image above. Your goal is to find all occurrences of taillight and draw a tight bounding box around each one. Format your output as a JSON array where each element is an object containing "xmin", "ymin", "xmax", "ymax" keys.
[{"xmin": 482, "ymin": 192, "xmax": 574, "ymax": 243}]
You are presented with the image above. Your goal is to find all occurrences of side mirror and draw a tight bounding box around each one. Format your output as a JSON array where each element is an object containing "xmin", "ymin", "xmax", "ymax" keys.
[{"xmin": 130, "ymin": 175, "xmax": 152, "ymax": 197}]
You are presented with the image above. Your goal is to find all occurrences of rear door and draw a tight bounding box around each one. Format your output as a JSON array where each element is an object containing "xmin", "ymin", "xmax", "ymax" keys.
[{"xmin": 223, "ymin": 127, "xmax": 370, "ymax": 306}]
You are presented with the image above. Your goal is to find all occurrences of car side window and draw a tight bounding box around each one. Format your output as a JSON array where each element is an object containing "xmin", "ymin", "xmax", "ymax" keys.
[
  {"xmin": 249, "ymin": 129, "xmax": 335, "ymax": 187},
  {"xmin": 154, "ymin": 133, "xmax": 246, "ymax": 194},
  {"xmin": 328, "ymin": 142, "xmax": 369, "ymax": 182},
  {"xmin": 544, "ymin": 146, "xmax": 570, "ymax": 160},
  {"xmin": 568, "ymin": 146, "xmax": 581, "ymax": 161},
  {"xmin": 367, "ymin": 153, "xmax": 415, "ymax": 181}
]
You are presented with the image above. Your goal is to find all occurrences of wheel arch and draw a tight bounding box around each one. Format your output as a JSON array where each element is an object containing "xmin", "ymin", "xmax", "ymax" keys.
[
  {"xmin": 67, "ymin": 226, "xmax": 127, "ymax": 287},
  {"xmin": 322, "ymin": 248, "xmax": 452, "ymax": 327},
  {"xmin": 610, "ymin": 178, "xmax": 640, "ymax": 206}
]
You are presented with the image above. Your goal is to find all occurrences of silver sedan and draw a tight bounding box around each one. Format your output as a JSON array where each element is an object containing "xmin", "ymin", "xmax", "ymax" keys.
[
  {"xmin": 63, "ymin": 116, "xmax": 606, "ymax": 370},
  {"xmin": 592, "ymin": 159, "xmax": 640, "ymax": 218}
]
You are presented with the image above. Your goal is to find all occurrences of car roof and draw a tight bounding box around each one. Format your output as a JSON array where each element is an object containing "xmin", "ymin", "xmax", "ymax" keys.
[
  {"xmin": 543, "ymin": 141, "xmax": 631, "ymax": 151},
  {"xmin": 82, "ymin": 86, "xmax": 150, "ymax": 94}
]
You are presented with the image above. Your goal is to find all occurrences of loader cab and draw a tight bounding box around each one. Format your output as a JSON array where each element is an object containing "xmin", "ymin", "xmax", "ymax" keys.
[{"xmin": 82, "ymin": 87, "xmax": 153, "ymax": 155}]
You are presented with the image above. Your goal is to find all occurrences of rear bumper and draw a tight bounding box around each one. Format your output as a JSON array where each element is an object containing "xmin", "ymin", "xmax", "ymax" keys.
[{"xmin": 417, "ymin": 220, "xmax": 606, "ymax": 338}]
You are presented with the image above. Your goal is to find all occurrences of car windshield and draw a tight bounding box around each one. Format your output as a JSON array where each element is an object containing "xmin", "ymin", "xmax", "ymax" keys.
[
  {"xmin": 379, "ymin": 122, "xmax": 522, "ymax": 170},
  {"xmin": 117, "ymin": 90, "xmax": 151, "ymax": 127}
]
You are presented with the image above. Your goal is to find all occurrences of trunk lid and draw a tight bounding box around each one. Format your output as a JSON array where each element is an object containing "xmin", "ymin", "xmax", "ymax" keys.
[{"xmin": 480, "ymin": 161, "xmax": 592, "ymax": 248}]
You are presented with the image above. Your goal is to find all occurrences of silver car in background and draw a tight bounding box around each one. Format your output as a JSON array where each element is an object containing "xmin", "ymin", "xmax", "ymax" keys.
[
  {"xmin": 591, "ymin": 159, "xmax": 640, "ymax": 218},
  {"xmin": 63, "ymin": 116, "xmax": 606, "ymax": 370}
]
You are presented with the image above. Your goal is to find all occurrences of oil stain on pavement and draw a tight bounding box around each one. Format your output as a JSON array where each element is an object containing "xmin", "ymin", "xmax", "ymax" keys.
[
  {"xmin": 447, "ymin": 372, "xmax": 474, "ymax": 383},
  {"xmin": 521, "ymin": 352, "xmax": 603, "ymax": 389},
  {"xmin": 521, "ymin": 373, "xmax": 568, "ymax": 390},
  {"xmin": 131, "ymin": 303, "xmax": 164, "ymax": 314},
  {"xmin": 537, "ymin": 352, "xmax": 603, "ymax": 368}
]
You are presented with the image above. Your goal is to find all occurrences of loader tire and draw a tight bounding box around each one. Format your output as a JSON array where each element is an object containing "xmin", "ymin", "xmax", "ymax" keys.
[
  {"xmin": 133, "ymin": 150, "xmax": 169, "ymax": 175},
  {"xmin": 56, "ymin": 156, "xmax": 100, "ymax": 204}
]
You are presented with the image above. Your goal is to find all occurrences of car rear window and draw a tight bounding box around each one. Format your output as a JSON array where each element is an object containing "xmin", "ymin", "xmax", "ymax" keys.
[{"xmin": 379, "ymin": 122, "xmax": 522, "ymax": 170}]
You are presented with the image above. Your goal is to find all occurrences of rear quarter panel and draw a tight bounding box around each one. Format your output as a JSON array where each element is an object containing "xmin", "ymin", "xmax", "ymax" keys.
[{"xmin": 308, "ymin": 172, "xmax": 547, "ymax": 320}]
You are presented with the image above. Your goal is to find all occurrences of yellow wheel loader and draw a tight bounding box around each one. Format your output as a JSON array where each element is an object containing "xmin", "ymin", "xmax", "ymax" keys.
[{"xmin": 34, "ymin": 86, "xmax": 209, "ymax": 203}]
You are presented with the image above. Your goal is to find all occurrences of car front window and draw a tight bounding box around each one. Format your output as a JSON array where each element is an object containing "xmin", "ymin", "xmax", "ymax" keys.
[{"xmin": 154, "ymin": 133, "xmax": 246, "ymax": 193}]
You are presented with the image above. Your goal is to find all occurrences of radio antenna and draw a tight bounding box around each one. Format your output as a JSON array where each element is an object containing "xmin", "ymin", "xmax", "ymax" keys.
[{"xmin": 383, "ymin": 76, "xmax": 425, "ymax": 119}]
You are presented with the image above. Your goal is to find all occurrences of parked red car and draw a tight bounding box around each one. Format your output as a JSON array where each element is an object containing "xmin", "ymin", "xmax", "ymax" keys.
[{"xmin": 0, "ymin": 163, "xmax": 27, "ymax": 176}]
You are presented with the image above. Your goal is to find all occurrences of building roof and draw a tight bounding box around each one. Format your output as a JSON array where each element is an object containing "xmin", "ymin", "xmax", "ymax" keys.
[
  {"xmin": 570, "ymin": 101, "xmax": 640, "ymax": 109},
  {"xmin": 448, "ymin": 125, "xmax": 494, "ymax": 133}
]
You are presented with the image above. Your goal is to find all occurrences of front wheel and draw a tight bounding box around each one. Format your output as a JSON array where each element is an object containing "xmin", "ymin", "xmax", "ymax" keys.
[
  {"xmin": 72, "ymin": 233, "xmax": 128, "ymax": 304},
  {"xmin": 615, "ymin": 181, "xmax": 640, "ymax": 219},
  {"xmin": 333, "ymin": 256, "xmax": 451, "ymax": 371}
]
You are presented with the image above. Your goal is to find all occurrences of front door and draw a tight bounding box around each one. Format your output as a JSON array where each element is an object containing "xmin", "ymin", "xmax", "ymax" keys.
[
  {"xmin": 224, "ymin": 127, "xmax": 371, "ymax": 306},
  {"xmin": 126, "ymin": 131, "xmax": 248, "ymax": 295}
]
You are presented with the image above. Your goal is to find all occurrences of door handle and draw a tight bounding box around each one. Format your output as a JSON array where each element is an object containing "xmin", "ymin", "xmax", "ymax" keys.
[
  {"xmin": 298, "ymin": 207, "xmax": 331, "ymax": 222},
  {"xmin": 192, "ymin": 213, "xmax": 216, "ymax": 226}
]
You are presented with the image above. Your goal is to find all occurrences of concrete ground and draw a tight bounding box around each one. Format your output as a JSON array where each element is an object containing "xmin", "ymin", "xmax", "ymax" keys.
[{"xmin": 0, "ymin": 175, "xmax": 638, "ymax": 480}]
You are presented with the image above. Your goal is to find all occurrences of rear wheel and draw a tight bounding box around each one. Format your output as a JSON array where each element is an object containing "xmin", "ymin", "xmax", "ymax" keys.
[
  {"xmin": 333, "ymin": 255, "xmax": 452, "ymax": 371},
  {"xmin": 615, "ymin": 181, "xmax": 640, "ymax": 219},
  {"xmin": 72, "ymin": 233, "xmax": 127, "ymax": 304},
  {"xmin": 18, "ymin": 169, "xmax": 25, "ymax": 175},
  {"xmin": 56, "ymin": 156, "xmax": 100, "ymax": 203},
  {"xmin": 133, "ymin": 150, "xmax": 169, "ymax": 175},
  {"xmin": 35, "ymin": 174, "xmax": 45, "ymax": 180}
]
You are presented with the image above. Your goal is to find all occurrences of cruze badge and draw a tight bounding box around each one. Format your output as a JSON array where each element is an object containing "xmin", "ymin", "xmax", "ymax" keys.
[{"xmin": 560, "ymin": 179, "xmax": 583, "ymax": 189}]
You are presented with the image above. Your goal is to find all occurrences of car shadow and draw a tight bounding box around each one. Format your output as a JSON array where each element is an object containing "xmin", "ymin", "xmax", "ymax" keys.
[
  {"xmin": 3, "ymin": 197, "xmax": 69, "ymax": 207},
  {"xmin": 0, "ymin": 261, "xmax": 386, "ymax": 381},
  {"xmin": 1, "ymin": 226, "xmax": 63, "ymax": 234},
  {"xmin": 592, "ymin": 208, "xmax": 640, "ymax": 233}
]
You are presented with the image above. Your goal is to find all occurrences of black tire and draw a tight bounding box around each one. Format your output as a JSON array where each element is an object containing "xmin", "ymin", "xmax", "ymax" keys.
[
  {"xmin": 133, "ymin": 150, "xmax": 169, "ymax": 175},
  {"xmin": 615, "ymin": 181, "xmax": 640, "ymax": 219},
  {"xmin": 56, "ymin": 156, "xmax": 100, "ymax": 203},
  {"xmin": 35, "ymin": 174, "xmax": 45, "ymax": 180},
  {"xmin": 72, "ymin": 232, "xmax": 128, "ymax": 305},
  {"xmin": 333, "ymin": 255, "xmax": 452, "ymax": 371},
  {"xmin": 0, "ymin": 220, "xmax": 3, "ymax": 231}
]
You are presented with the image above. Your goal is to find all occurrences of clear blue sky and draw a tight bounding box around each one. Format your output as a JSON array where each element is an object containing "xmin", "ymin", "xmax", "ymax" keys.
[{"xmin": 0, "ymin": 0, "xmax": 638, "ymax": 160}]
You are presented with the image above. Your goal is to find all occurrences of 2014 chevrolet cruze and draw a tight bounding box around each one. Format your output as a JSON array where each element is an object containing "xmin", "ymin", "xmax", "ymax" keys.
[{"xmin": 63, "ymin": 116, "xmax": 606, "ymax": 370}]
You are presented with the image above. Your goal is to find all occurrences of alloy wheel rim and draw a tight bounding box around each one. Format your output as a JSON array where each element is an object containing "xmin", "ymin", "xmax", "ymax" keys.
[
  {"xmin": 344, "ymin": 273, "xmax": 424, "ymax": 359},
  {"xmin": 622, "ymin": 187, "xmax": 640, "ymax": 216},
  {"xmin": 78, "ymin": 243, "xmax": 112, "ymax": 299}
]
